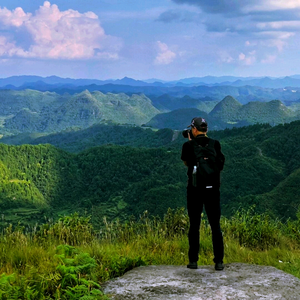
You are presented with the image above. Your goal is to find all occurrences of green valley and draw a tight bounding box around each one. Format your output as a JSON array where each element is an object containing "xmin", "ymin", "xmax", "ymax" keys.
[{"xmin": 1, "ymin": 120, "xmax": 300, "ymax": 229}]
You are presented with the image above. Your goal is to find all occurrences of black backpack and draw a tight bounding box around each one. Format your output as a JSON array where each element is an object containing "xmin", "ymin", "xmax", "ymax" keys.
[{"xmin": 191, "ymin": 138, "xmax": 219, "ymax": 187}]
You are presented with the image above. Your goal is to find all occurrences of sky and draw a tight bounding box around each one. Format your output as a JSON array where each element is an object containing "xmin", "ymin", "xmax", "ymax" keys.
[{"xmin": 0, "ymin": 0, "xmax": 300, "ymax": 80}]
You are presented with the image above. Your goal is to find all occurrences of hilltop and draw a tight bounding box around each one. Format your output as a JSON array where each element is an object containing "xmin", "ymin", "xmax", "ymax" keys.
[
  {"xmin": 146, "ymin": 96, "xmax": 299, "ymax": 130},
  {"xmin": 0, "ymin": 90, "xmax": 159, "ymax": 135}
]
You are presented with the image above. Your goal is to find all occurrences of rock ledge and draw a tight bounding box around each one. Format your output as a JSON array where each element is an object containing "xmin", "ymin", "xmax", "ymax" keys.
[{"xmin": 103, "ymin": 263, "xmax": 300, "ymax": 299}]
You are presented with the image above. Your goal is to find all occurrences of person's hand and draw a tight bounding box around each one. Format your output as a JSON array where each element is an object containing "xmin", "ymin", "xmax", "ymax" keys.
[{"xmin": 188, "ymin": 132, "xmax": 192, "ymax": 141}]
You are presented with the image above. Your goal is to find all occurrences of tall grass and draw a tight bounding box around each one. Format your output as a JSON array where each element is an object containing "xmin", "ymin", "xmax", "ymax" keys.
[{"xmin": 0, "ymin": 207, "xmax": 300, "ymax": 299}]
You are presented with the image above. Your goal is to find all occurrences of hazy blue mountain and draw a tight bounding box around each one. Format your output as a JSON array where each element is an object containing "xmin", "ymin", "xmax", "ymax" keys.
[
  {"xmin": 170, "ymin": 75, "xmax": 260, "ymax": 85},
  {"xmin": 3, "ymin": 74, "xmax": 300, "ymax": 90},
  {"xmin": 0, "ymin": 75, "xmax": 105, "ymax": 87},
  {"xmin": 3, "ymin": 77, "xmax": 300, "ymax": 105},
  {"xmin": 226, "ymin": 76, "xmax": 300, "ymax": 88},
  {"xmin": 0, "ymin": 75, "xmax": 153, "ymax": 88}
]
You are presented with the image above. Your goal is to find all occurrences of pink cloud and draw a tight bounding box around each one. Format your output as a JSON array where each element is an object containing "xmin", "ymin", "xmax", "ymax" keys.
[
  {"xmin": 239, "ymin": 51, "xmax": 256, "ymax": 65},
  {"xmin": 0, "ymin": 1, "xmax": 121, "ymax": 60},
  {"xmin": 0, "ymin": 6, "xmax": 31, "ymax": 27},
  {"xmin": 154, "ymin": 41, "xmax": 176, "ymax": 65}
]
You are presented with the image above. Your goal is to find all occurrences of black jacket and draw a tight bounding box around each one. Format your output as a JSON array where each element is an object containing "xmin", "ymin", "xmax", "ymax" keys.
[{"xmin": 181, "ymin": 134, "xmax": 225, "ymax": 187}]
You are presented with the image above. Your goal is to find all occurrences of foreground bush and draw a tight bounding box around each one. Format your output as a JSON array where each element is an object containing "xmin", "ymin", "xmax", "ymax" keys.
[{"xmin": 0, "ymin": 208, "xmax": 300, "ymax": 299}]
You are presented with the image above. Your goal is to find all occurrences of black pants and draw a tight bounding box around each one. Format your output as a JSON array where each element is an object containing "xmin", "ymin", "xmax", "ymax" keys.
[{"xmin": 187, "ymin": 186, "xmax": 224, "ymax": 263}]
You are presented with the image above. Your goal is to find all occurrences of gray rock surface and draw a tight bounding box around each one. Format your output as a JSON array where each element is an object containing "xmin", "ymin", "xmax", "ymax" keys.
[{"xmin": 103, "ymin": 263, "xmax": 300, "ymax": 299}]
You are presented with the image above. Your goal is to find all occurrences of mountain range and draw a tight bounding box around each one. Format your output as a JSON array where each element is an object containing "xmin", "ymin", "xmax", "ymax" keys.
[
  {"xmin": 3, "ymin": 74, "xmax": 300, "ymax": 88},
  {"xmin": 2, "ymin": 76, "xmax": 300, "ymax": 106},
  {"xmin": 146, "ymin": 96, "xmax": 299, "ymax": 130},
  {"xmin": 0, "ymin": 90, "xmax": 159, "ymax": 135},
  {"xmin": 2, "ymin": 82, "xmax": 300, "ymax": 105},
  {"xmin": 1, "ymin": 88, "xmax": 300, "ymax": 138}
]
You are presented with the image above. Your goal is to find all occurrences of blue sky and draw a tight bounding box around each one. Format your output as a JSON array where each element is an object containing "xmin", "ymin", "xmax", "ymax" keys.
[{"xmin": 0, "ymin": 0, "xmax": 300, "ymax": 80}]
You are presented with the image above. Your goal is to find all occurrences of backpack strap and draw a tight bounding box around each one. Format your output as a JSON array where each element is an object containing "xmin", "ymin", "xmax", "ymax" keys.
[{"xmin": 191, "ymin": 137, "xmax": 215, "ymax": 149}]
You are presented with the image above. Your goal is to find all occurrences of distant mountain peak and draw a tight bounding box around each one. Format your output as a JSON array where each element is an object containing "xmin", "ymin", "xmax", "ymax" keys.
[
  {"xmin": 209, "ymin": 95, "xmax": 242, "ymax": 121},
  {"xmin": 214, "ymin": 95, "xmax": 242, "ymax": 109}
]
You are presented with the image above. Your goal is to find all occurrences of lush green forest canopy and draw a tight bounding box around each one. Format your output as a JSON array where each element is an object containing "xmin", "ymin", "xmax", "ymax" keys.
[{"xmin": 1, "ymin": 120, "xmax": 300, "ymax": 229}]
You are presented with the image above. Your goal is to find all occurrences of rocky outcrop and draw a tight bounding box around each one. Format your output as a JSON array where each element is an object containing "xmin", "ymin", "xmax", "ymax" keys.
[{"xmin": 103, "ymin": 263, "xmax": 300, "ymax": 299}]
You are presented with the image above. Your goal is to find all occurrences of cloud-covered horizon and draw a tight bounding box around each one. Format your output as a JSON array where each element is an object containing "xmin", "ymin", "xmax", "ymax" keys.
[
  {"xmin": 0, "ymin": 1, "xmax": 121, "ymax": 60},
  {"xmin": 0, "ymin": 0, "xmax": 300, "ymax": 80}
]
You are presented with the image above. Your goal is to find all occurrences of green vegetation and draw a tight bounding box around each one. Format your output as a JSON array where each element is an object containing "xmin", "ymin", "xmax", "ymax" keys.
[
  {"xmin": 148, "ymin": 96, "xmax": 300, "ymax": 130},
  {"xmin": 0, "ymin": 208, "xmax": 300, "ymax": 299},
  {"xmin": 0, "ymin": 90, "xmax": 159, "ymax": 135},
  {"xmin": 1, "ymin": 125, "xmax": 176, "ymax": 153},
  {"xmin": 1, "ymin": 88, "xmax": 300, "ymax": 137},
  {"xmin": 2, "ymin": 85, "xmax": 300, "ymax": 297},
  {"xmin": 0, "ymin": 143, "xmax": 187, "ymax": 228},
  {"xmin": 209, "ymin": 95, "xmax": 243, "ymax": 122},
  {"xmin": 2, "ymin": 120, "xmax": 300, "ymax": 227}
]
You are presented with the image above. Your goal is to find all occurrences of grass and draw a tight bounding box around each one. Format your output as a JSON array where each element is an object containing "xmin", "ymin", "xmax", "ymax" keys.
[{"xmin": 0, "ymin": 207, "xmax": 300, "ymax": 299}]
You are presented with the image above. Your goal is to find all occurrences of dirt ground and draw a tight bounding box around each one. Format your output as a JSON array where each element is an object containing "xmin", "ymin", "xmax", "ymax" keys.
[{"xmin": 103, "ymin": 263, "xmax": 300, "ymax": 299}]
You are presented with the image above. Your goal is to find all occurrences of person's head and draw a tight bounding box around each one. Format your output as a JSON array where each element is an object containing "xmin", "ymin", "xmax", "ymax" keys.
[{"xmin": 188, "ymin": 117, "xmax": 208, "ymax": 137}]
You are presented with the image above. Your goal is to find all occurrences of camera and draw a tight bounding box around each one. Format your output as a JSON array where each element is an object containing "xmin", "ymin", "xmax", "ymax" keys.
[{"xmin": 182, "ymin": 129, "xmax": 194, "ymax": 139}]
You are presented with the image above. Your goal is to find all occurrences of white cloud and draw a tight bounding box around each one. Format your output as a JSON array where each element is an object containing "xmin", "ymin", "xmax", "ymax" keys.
[
  {"xmin": 249, "ymin": 0, "xmax": 300, "ymax": 12},
  {"xmin": 261, "ymin": 54, "xmax": 277, "ymax": 63},
  {"xmin": 257, "ymin": 20, "xmax": 300, "ymax": 31},
  {"xmin": 0, "ymin": 36, "xmax": 26, "ymax": 57},
  {"xmin": 239, "ymin": 51, "xmax": 256, "ymax": 65},
  {"xmin": 218, "ymin": 51, "xmax": 234, "ymax": 63},
  {"xmin": 0, "ymin": 6, "xmax": 31, "ymax": 27},
  {"xmin": 0, "ymin": 1, "xmax": 121, "ymax": 60},
  {"xmin": 239, "ymin": 53, "xmax": 246, "ymax": 60},
  {"xmin": 257, "ymin": 31, "xmax": 295, "ymax": 51},
  {"xmin": 154, "ymin": 41, "xmax": 176, "ymax": 65}
]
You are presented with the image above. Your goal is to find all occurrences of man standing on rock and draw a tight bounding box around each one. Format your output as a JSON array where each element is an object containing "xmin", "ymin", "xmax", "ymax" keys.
[{"xmin": 181, "ymin": 117, "xmax": 225, "ymax": 270}]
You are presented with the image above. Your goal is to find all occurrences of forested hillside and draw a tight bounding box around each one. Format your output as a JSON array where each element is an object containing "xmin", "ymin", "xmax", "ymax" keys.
[
  {"xmin": 0, "ymin": 125, "xmax": 177, "ymax": 153},
  {"xmin": 146, "ymin": 96, "xmax": 300, "ymax": 130},
  {"xmin": 0, "ymin": 90, "xmax": 159, "ymax": 135},
  {"xmin": 1, "ymin": 121, "xmax": 300, "ymax": 228},
  {"xmin": 1, "ymin": 88, "xmax": 300, "ymax": 138},
  {"xmin": 0, "ymin": 143, "xmax": 187, "ymax": 228}
]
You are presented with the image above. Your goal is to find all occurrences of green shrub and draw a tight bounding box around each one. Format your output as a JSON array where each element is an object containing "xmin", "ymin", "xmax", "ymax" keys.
[
  {"xmin": 54, "ymin": 244, "xmax": 106, "ymax": 300},
  {"xmin": 223, "ymin": 206, "xmax": 282, "ymax": 250},
  {"xmin": 101, "ymin": 207, "xmax": 189, "ymax": 243},
  {"xmin": 36, "ymin": 213, "xmax": 94, "ymax": 246},
  {"xmin": 283, "ymin": 210, "xmax": 300, "ymax": 243},
  {"xmin": 105, "ymin": 256, "xmax": 146, "ymax": 279}
]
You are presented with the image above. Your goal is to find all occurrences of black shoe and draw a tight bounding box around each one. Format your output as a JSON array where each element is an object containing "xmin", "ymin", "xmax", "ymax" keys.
[
  {"xmin": 215, "ymin": 262, "xmax": 224, "ymax": 271},
  {"xmin": 187, "ymin": 262, "xmax": 198, "ymax": 269}
]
